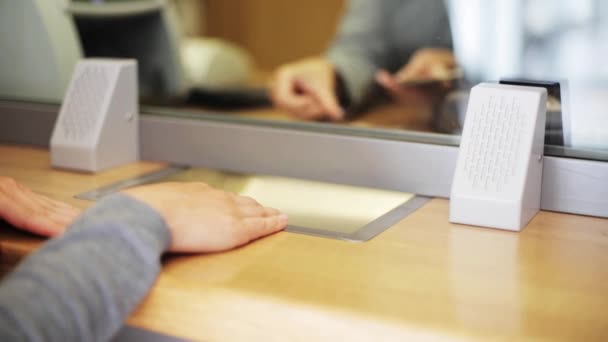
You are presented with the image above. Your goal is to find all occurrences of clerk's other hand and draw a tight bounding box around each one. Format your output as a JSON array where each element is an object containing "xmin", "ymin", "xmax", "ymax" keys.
[
  {"xmin": 271, "ymin": 57, "xmax": 345, "ymax": 121},
  {"xmin": 375, "ymin": 48, "xmax": 457, "ymax": 104},
  {"xmin": 122, "ymin": 182, "xmax": 288, "ymax": 253},
  {"xmin": 0, "ymin": 176, "xmax": 81, "ymax": 237}
]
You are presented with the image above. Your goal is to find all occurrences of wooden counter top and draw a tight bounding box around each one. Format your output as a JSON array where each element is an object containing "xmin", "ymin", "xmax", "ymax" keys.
[{"xmin": 1, "ymin": 145, "xmax": 607, "ymax": 341}]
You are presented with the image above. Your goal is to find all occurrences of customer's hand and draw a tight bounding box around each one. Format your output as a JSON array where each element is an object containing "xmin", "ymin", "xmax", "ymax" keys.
[
  {"xmin": 271, "ymin": 57, "xmax": 345, "ymax": 121},
  {"xmin": 375, "ymin": 48, "xmax": 457, "ymax": 104},
  {"xmin": 0, "ymin": 176, "xmax": 81, "ymax": 237},
  {"xmin": 122, "ymin": 182, "xmax": 288, "ymax": 253}
]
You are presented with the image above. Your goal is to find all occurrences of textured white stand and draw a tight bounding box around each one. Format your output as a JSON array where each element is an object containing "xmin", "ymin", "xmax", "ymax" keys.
[
  {"xmin": 449, "ymin": 83, "xmax": 547, "ymax": 231},
  {"xmin": 50, "ymin": 59, "xmax": 139, "ymax": 172}
]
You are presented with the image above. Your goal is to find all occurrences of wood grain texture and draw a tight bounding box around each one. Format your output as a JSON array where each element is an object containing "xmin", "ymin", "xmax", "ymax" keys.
[{"xmin": 1, "ymin": 145, "xmax": 607, "ymax": 341}]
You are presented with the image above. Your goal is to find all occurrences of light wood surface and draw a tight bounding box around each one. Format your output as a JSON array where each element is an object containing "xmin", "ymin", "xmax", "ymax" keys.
[{"xmin": 1, "ymin": 145, "xmax": 608, "ymax": 341}]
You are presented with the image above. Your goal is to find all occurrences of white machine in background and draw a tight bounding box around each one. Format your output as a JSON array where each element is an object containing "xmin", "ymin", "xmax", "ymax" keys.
[
  {"xmin": 180, "ymin": 37, "xmax": 251, "ymax": 91},
  {"xmin": 449, "ymin": 83, "xmax": 547, "ymax": 231},
  {"xmin": 0, "ymin": 0, "xmax": 252, "ymax": 103},
  {"xmin": 0, "ymin": 0, "xmax": 81, "ymax": 102}
]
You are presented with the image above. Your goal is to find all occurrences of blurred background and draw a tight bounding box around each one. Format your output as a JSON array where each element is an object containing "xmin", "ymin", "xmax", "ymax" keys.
[
  {"xmin": 1, "ymin": 0, "xmax": 607, "ymax": 159},
  {"xmin": 203, "ymin": 0, "xmax": 344, "ymax": 70}
]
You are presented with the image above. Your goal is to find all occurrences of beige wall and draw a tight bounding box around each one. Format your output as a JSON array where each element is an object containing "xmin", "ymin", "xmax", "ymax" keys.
[{"xmin": 204, "ymin": 0, "xmax": 345, "ymax": 70}]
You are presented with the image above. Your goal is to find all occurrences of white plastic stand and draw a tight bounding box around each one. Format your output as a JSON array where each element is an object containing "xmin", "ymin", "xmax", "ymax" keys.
[
  {"xmin": 50, "ymin": 59, "xmax": 139, "ymax": 172},
  {"xmin": 449, "ymin": 83, "xmax": 547, "ymax": 231}
]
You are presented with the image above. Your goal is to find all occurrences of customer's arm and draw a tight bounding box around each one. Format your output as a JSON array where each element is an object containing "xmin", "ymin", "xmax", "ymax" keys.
[
  {"xmin": 0, "ymin": 182, "xmax": 287, "ymax": 341},
  {"xmin": 0, "ymin": 193, "xmax": 168, "ymax": 342}
]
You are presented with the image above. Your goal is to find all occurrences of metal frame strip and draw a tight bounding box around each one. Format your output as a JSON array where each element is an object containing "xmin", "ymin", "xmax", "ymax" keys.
[{"xmin": 2, "ymin": 100, "xmax": 607, "ymax": 218}]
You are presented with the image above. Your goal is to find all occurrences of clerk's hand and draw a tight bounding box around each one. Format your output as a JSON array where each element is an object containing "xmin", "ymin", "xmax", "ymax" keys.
[
  {"xmin": 122, "ymin": 182, "xmax": 288, "ymax": 253},
  {"xmin": 375, "ymin": 48, "xmax": 457, "ymax": 104},
  {"xmin": 0, "ymin": 176, "xmax": 81, "ymax": 237},
  {"xmin": 271, "ymin": 57, "xmax": 345, "ymax": 121}
]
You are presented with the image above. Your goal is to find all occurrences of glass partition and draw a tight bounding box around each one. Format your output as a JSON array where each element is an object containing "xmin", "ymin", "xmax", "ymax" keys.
[{"xmin": 1, "ymin": 0, "xmax": 607, "ymax": 162}]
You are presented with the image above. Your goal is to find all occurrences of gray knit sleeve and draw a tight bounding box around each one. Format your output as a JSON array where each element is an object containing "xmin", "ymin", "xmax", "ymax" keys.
[{"xmin": 0, "ymin": 193, "xmax": 171, "ymax": 342}]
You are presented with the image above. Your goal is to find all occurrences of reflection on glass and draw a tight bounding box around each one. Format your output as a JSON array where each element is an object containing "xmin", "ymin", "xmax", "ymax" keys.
[
  {"xmin": 178, "ymin": 1, "xmax": 608, "ymax": 155},
  {"xmin": 0, "ymin": 0, "xmax": 607, "ymax": 159}
]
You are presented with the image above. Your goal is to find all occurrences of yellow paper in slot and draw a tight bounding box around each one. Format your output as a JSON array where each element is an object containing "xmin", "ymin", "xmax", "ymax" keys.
[{"xmin": 163, "ymin": 168, "xmax": 414, "ymax": 233}]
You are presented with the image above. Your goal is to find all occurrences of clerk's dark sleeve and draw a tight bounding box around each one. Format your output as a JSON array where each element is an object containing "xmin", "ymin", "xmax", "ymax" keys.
[{"xmin": 327, "ymin": 0, "xmax": 453, "ymax": 109}]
